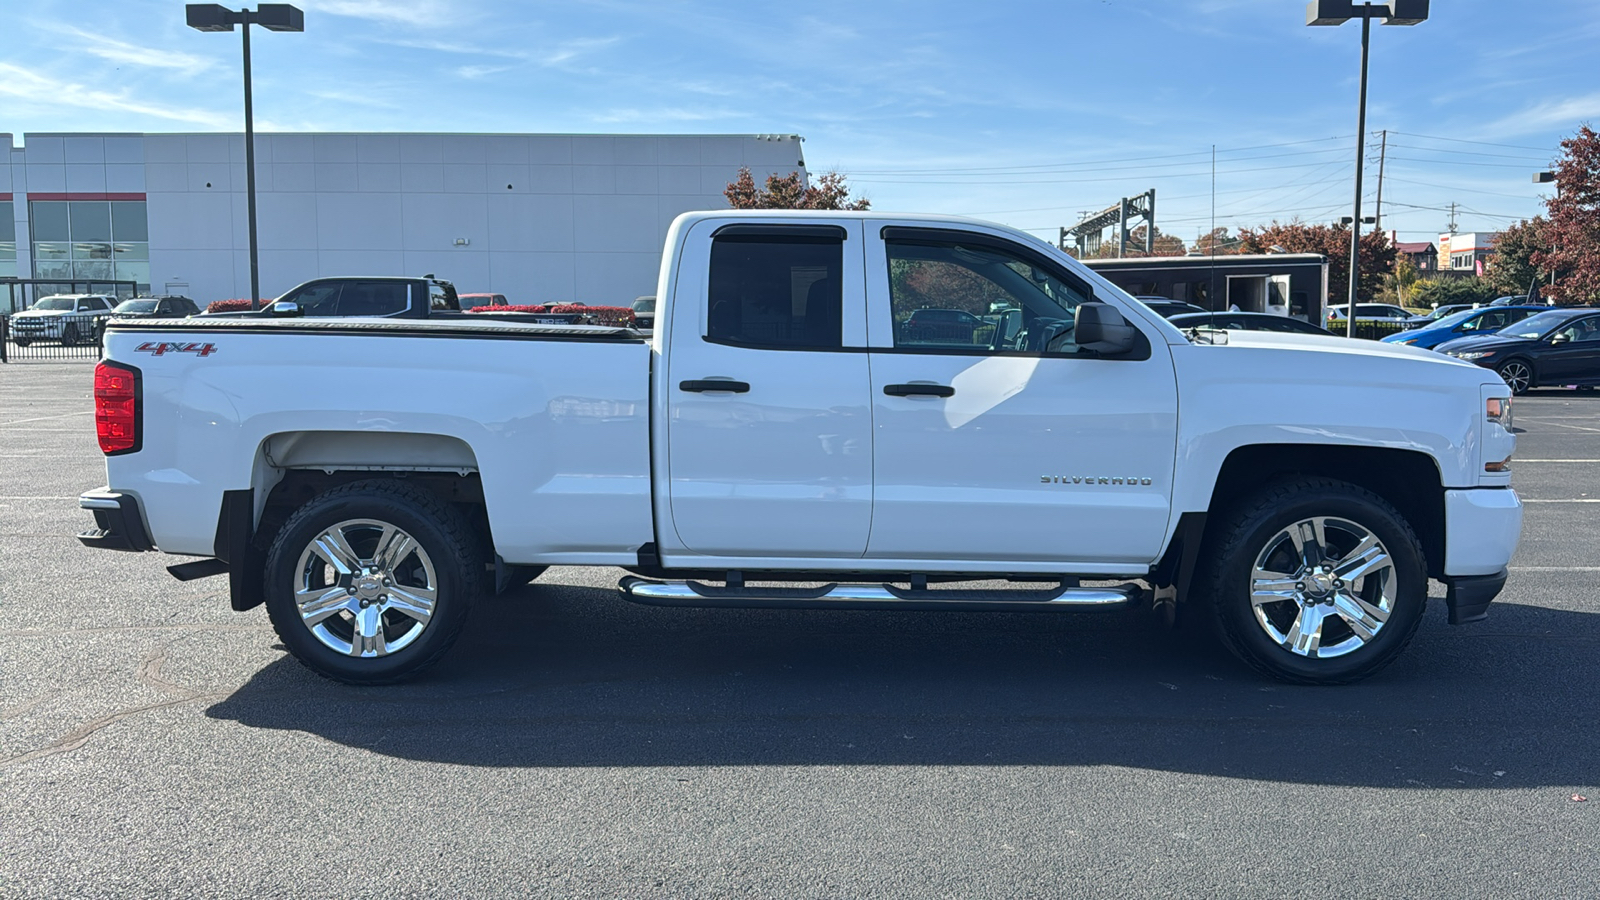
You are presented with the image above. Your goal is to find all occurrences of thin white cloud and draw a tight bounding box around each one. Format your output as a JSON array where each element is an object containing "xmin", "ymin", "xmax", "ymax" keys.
[
  {"xmin": 456, "ymin": 64, "xmax": 516, "ymax": 79},
  {"xmin": 0, "ymin": 63, "xmax": 231, "ymax": 127},
  {"xmin": 541, "ymin": 36, "xmax": 623, "ymax": 67},
  {"xmin": 304, "ymin": 0, "xmax": 459, "ymax": 28},
  {"xmin": 34, "ymin": 25, "xmax": 215, "ymax": 74},
  {"xmin": 590, "ymin": 106, "xmax": 741, "ymax": 124},
  {"xmin": 1480, "ymin": 92, "xmax": 1600, "ymax": 138},
  {"xmin": 371, "ymin": 37, "xmax": 529, "ymax": 59}
]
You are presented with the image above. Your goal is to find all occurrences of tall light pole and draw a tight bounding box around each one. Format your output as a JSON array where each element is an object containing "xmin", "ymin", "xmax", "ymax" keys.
[
  {"xmin": 1307, "ymin": 1, "xmax": 1428, "ymax": 336},
  {"xmin": 1534, "ymin": 170, "xmax": 1557, "ymax": 300},
  {"xmin": 186, "ymin": 4, "xmax": 304, "ymax": 310}
]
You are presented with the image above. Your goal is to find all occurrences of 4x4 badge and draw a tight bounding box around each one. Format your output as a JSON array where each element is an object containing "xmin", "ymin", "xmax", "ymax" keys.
[{"xmin": 135, "ymin": 341, "xmax": 217, "ymax": 357}]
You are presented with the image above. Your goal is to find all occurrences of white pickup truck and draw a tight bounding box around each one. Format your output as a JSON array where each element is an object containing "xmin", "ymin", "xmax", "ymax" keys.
[{"xmin": 78, "ymin": 211, "xmax": 1523, "ymax": 686}]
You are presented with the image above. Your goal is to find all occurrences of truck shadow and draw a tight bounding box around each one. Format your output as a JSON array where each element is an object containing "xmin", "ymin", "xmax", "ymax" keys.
[{"xmin": 207, "ymin": 581, "xmax": 1599, "ymax": 788}]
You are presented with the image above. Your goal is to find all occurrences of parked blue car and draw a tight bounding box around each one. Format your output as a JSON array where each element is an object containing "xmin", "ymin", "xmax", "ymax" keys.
[{"xmin": 1380, "ymin": 305, "xmax": 1548, "ymax": 350}]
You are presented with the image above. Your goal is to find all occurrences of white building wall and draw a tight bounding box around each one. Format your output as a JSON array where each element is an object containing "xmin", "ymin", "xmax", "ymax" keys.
[{"xmin": 6, "ymin": 132, "xmax": 807, "ymax": 305}]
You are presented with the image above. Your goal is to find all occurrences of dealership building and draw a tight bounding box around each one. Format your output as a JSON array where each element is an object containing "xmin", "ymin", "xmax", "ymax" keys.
[{"xmin": 0, "ymin": 131, "xmax": 807, "ymax": 311}]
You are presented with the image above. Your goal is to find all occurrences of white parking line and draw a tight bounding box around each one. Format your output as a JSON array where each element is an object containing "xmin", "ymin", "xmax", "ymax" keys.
[
  {"xmin": 0, "ymin": 411, "xmax": 94, "ymax": 426},
  {"xmin": 1515, "ymin": 459, "xmax": 1600, "ymax": 463},
  {"xmin": 1510, "ymin": 566, "xmax": 1600, "ymax": 572},
  {"xmin": 1520, "ymin": 498, "xmax": 1600, "ymax": 503}
]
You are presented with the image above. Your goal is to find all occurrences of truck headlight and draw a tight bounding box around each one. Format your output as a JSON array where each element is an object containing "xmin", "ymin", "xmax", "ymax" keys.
[{"xmin": 1486, "ymin": 396, "xmax": 1512, "ymax": 431}]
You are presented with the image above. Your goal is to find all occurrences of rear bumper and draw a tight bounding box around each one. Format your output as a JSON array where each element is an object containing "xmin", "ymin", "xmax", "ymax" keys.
[
  {"xmin": 1443, "ymin": 488, "xmax": 1522, "ymax": 577},
  {"xmin": 77, "ymin": 489, "xmax": 153, "ymax": 552}
]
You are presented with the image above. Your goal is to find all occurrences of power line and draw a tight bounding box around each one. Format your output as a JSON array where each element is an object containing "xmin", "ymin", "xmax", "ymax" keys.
[
  {"xmin": 1385, "ymin": 142, "xmax": 1552, "ymax": 162},
  {"xmin": 845, "ymin": 136, "xmax": 1352, "ymax": 175},
  {"xmin": 1385, "ymin": 130, "xmax": 1558, "ymax": 153}
]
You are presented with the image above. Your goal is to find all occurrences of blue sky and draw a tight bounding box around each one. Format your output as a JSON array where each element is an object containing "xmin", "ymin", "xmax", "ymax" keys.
[{"xmin": 2, "ymin": 0, "xmax": 1596, "ymax": 243}]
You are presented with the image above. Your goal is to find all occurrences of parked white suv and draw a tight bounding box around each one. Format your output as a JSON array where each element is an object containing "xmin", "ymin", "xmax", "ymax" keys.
[{"xmin": 9, "ymin": 294, "xmax": 117, "ymax": 345}]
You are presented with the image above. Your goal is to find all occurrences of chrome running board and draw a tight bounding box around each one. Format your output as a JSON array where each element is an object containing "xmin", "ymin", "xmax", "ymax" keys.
[{"xmin": 618, "ymin": 576, "xmax": 1142, "ymax": 613}]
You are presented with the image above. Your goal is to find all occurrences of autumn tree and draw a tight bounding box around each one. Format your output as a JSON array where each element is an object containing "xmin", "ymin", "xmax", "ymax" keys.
[
  {"xmin": 1486, "ymin": 217, "xmax": 1553, "ymax": 298},
  {"xmin": 1192, "ymin": 227, "xmax": 1238, "ymax": 256},
  {"xmin": 1087, "ymin": 225, "xmax": 1186, "ymax": 259},
  {"xmin": 1235, "ymin": 221, "xmax": 1396, "ymax": 304},
  {"xmin": 724, "ymin": 168, "xmax": 871, "ymax": 210},
  {"xmin": 1530, "ymin": 126, "xmax": 1600, "ymax": 304}
]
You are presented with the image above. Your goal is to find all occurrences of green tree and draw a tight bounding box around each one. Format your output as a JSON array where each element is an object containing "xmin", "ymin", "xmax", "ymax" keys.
[
  {"xmin": 724, "ymin": 168, "xmax": 871, "ymax": 210},
  {"xmin": 1487, "ymin": 217, "xmax": 1552, "ymax": 298},
  {"xmin": 1235, "ymin": 221, "xmax": 1396, "ymax": 303},
  {"xmin": 1406, "ymin": 277, "xmax": 1500, "ymax": 310}
]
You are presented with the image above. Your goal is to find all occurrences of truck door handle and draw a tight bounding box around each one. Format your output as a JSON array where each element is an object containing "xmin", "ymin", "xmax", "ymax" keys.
[
  {"xmin": 680, "ymin": 379, "xmax": 750, "ymax": 394},
  {"xmin": 884, "ymin": 383, "xmax": 955, "ymax": 398}
]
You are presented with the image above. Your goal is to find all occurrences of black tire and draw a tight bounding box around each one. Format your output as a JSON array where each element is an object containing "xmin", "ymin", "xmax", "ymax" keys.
[
  {"xmin": 1199, "ymin": 477, "xmax": 1427, "ymax": 685},
  {"xmin": 13, "ymin": 338, "xmax": 30, "ymax": 347},
  {"xmin": 60, "ymin": 324, "xmax": 80, "ymax": 346},
  {"xmin": 264, "ymin": 479, "xmax": 484, "ymax": 684},
  {"xmin": 1497, "ymin": 359, "xmax": 1533, "ymax": 395}
]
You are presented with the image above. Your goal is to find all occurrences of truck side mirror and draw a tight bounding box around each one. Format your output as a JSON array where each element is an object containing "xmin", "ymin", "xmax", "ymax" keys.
[
  {"xmin": 1075, "ymin": 301, "xmax": 1137, "ymax": 354},
  {"xmin": 271, "ymin": 301, "xmax": 301, "ymax": 317}
]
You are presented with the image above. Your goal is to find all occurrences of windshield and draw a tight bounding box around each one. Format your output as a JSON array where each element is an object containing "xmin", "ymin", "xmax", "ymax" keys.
[
  {"xmin": 1501, "ymin": 311, "xmax": 1576, "ymax": 340},
  {"xmin": 115, "ymin": 300, "xmax": 158, "ymax": 314},
  {"xmin": 1427, "ymin": 309, "xmax": 1480, "ymax": 330},
  {"xmin": 33, "ymin": 298, "xmax": 75, "ymax": 311}
]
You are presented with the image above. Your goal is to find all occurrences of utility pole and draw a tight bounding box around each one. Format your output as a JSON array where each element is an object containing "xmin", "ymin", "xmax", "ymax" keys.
[
  {"xmin": 1447, "ymin": 202, "xmax": 1459, "ymax": 234},
  {"xmin": 1374, "ymin": 129, "xmax": 1388, "ymax": 230}
]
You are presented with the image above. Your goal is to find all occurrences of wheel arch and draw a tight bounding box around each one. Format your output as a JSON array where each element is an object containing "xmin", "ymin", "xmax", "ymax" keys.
[{"xmin": 1204, "ymin": 444, "xmax": 1446, "ymax": 580}]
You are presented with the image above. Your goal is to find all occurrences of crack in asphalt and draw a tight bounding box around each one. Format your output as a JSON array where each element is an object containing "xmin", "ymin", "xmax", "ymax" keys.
[{"xmin": 1, "ymin": 646, "xmax": 226, "ymax": 769}]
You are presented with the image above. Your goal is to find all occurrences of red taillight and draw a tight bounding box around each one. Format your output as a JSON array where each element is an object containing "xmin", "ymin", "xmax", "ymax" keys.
[{"xmin": 94, "ymin": 361, "xmax": 139, "ymax": 454}]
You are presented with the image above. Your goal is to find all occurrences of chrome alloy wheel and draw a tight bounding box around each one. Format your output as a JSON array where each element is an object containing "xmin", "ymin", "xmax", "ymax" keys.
[
  {"xmin": 292, "ymin": 518, "xmax": 438, "ymax": 658},
  {"xmin": 1498, "ymin": 361, "xmax": 1532, "ymax": 395},
  {"xmin": 1248, "ymin": 516, "xmax": 1396, "ymax": 659}
]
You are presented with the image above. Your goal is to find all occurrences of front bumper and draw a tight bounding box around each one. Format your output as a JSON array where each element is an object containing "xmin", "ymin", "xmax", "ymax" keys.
[
  {"xmin": 77, "ymin": 489, "xmax": 153, "ymax": 552},
  {"xmin": 10, "ymin": 319, "xmax": 63, "ymax": 338},
  {"xmin": 1443, "ymin": 488, "xmax": 1522, "ymax": 577}
]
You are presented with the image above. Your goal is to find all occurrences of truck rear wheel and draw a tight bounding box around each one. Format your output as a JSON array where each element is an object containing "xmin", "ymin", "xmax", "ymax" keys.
[
  {"xmin": 1201, "ymin": 477, "xmax": 1427, "ymax": 685},
  {"xmin": 263, "ymin": 480, "xmax": 483, "ymax": 684}
]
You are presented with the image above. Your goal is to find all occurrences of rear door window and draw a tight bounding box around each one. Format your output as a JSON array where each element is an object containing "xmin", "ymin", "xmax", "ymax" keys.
[
  {"xmin": 336, "ymin": 281, "xmax": 411, "ymax": 317},
  {"xmin": 707, "ymin": 229, "xmax": 843, "ymax": 350}
]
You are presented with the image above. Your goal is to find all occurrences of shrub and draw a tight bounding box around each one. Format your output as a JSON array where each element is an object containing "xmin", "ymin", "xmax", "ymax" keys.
[
  {"xmin": 466, "ymin": 303, "xmax": 637, "ymax": 327},
  {"xmin": 204, "ymin": 299, "xmax": 268, "ymax": 314},
  {"xmin": 466, "ymin": 305, "xmax": 549, "ymax": 313}
]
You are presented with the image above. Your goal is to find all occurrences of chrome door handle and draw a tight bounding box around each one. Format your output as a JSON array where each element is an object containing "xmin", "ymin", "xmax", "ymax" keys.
[
  {"xmin": 883, "ymin": 383, "xmax": 955, "ymax": 398},
  {"xmin": 680, "ymin": 379, "xmax": 750, "ymax": 394}
]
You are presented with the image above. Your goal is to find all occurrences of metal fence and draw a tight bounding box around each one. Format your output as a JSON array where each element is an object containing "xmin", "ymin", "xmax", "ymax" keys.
[{"xmin": 0, "ymin": 315, "xmax": 106, "ymax": 362}]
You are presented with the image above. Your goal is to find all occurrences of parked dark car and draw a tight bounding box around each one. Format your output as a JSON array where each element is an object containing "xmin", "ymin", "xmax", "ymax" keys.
[
  {"xmin": 1437, "ymin": 307, "xmax": 1600, "ymax": 394},
  {"xmin": 1133, "ymin": 296, "xmax": 1206, "ymax": 318},
  {"xmin": 112, "ymin": 296, "xmax": 200, "ymax": 318},
  {"xmin": 1381, "ymin": 305, "xmax": 1547, "ymax": 350},
  {"xmin": 1167, "ymin": 312, "xmax": 1333, "ymax": 335},
  {"xmin": 457, "ymin": 292, "xmax": 508, "ymax": 308}
]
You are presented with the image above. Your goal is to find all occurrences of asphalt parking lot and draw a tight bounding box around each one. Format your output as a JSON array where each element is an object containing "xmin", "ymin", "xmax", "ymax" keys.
[{"xmin": 2, "ymin": 361, "xmax": 1596, "ymax": 898}]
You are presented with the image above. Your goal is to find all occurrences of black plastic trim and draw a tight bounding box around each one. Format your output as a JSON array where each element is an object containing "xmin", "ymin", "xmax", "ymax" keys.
[
  {"xmin": 680, "ymin": 379, "xmax": 751, "ymax": 393},
  {"xmin": 106, "ymin": 318, "xmax": 643, "ymax": 343},
  {"xmin": 884, "ymin": 383, "xmax": 955, "ymax": 398},
  {"xmin": 76, "ymin": 492, "xmax": 154, "ymax": 552},
  {"xmin": 214, "ymin": 489, "xmax": 266, "ymax": 612},
  {"xmin": 1441, "ymin": 568, "xmax": 1507, "ymax": 625},
  {"xmin": 711, "ymin": 223, "xmax": 848, "ymax": 242}
]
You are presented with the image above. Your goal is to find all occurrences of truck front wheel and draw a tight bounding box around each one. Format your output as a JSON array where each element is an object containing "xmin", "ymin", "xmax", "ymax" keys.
[
  {"xmin": 1202, "ymin": 477, "xmax": 1427, "ymax": 685},
  {"xmin": 263, "ymin": 480, "xmax": 483, "ymax": 684}
]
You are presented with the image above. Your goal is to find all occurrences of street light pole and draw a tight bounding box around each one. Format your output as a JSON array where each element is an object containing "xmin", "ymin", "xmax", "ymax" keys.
[
  {"xmin": 1306, "ymin": 1, "xmax": 1428, "ymax": 336},
  {"xmin": 241, "ymin": 19, "xmax": 259, "ymax": 311},
  {"xmin": 186, "ymin": 4, "xmax": 303, "ymax": 311}
]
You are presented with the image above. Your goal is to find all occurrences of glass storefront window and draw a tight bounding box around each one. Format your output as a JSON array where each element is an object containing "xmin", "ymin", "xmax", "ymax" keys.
[
  {"xmin": 30, "ymin": 199, "xmax": 150, "ymax": 294},
  {"xmin": 111, "ymin": 202, "xmax": 148, "ymax": 242},
  {"xmin": 0, "ymin": 201, "xmax": 15, "ymax": 280},
  {"xmin": 73, "ymin": 260, "xmax": 114, "ymax": 280},
  {"xmin": 30, "ymin": 202, "xmax": 69, "ymax": 242},
  {"xmin": 67, "ymin": 201, "xmax": 111, "ymax": 241}
]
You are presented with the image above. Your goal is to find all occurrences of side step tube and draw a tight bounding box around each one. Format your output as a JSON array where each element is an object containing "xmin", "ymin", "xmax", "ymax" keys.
[{"xmin": 618, "ymin": 576, "xmax": 1142, "ymax": 613}]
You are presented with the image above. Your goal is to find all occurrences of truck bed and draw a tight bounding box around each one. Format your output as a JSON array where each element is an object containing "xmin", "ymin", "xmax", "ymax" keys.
[{"xmin": 106, "ymin": 316, "xmax": 643, "ymax": 343}]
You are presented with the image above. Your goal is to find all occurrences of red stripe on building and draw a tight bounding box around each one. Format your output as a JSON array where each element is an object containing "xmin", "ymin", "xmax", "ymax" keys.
[
  {"xmin": 0, "ymin": 193, "xmax": 12, "ymax": 201},
  {"xmin": 25, "ymin": 193, "xmax": 147, "ymax": 201}
]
